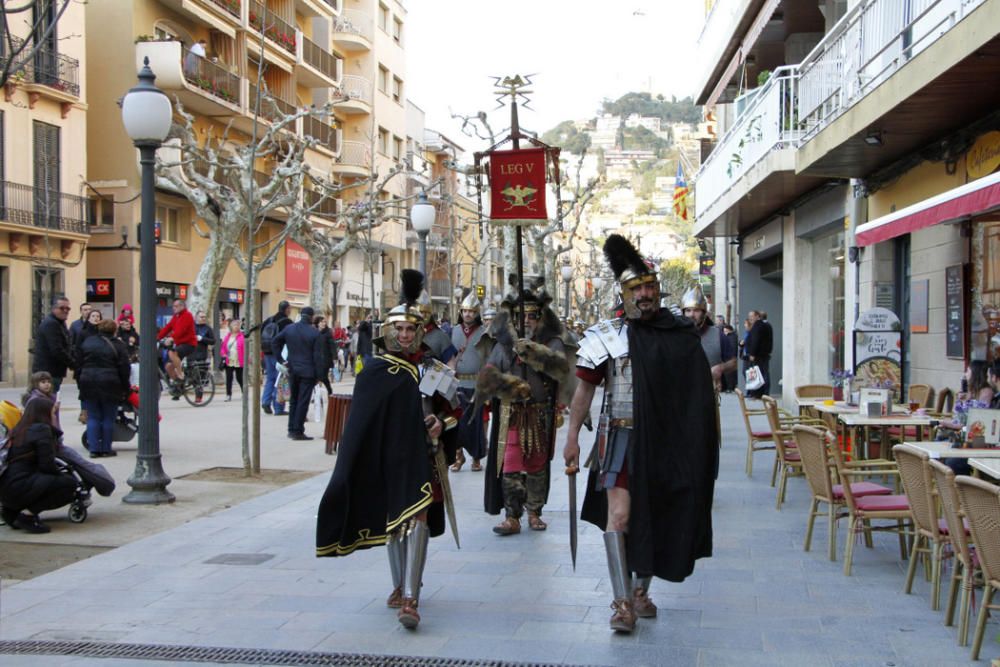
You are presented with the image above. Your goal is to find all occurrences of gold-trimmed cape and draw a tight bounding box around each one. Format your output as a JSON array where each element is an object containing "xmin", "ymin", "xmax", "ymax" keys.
[{"xmin": 316, "ymin": 354, "xmax": 436, "ymax": 558}]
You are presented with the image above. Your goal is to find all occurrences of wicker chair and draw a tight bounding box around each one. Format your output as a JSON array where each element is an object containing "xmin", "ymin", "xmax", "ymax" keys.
[
  {"xmin": 894, "ymin": 444, "xmax": 951, "ymax": 610},
  {"xmin": 954, "ymin": 475, "xmax": 1000, "ymax": 660},
  {"xmin": 828, "ymin": 437, "xmax": 910, "ymax": 575},
  {"xmin": 794, "ymin": 425, "xmax": 892, "ymax": 561},
  {"xmin": 908, "ymin": 383, "xmax": 934, "ymax": 408},
  {"xmin": 929, "ymin": 459, "xmax": 976, "ymax": 647},
  {"xmin": 795, "ymin": 384, "xmax": 835, "ymax": 420},
  {"xmin": 934, "ymin": 387, "xmax": 955, "ymax": 415},
  {"xmin": 762, "ymin": 396, "xmax": 821, "ymax": 510},
  {"xmin": 735, "ymin": 388, "xmax": 775, "ymax": 480}
]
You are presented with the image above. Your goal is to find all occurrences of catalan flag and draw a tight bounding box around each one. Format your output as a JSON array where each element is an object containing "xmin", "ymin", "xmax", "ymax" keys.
[{"xmin": 673, "ymin": 162, "xmax": 689, "ymax": 221}]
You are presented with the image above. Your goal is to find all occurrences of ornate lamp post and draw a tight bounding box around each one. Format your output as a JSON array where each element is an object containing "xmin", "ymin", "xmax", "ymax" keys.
[
  {"xmin": 410, "ymin": 191, "xmax": 435, "ymax": 276},
  {"xmin": 560, "ymin": 263, "xmax": 573, "ymax": 319},
  {"xmin": 120, "ymin": 58, "xmax": 174, "ymax": 504},
  {"xmin": 330, "ymin": 265, "xmax": 342, "ymax": 325}
]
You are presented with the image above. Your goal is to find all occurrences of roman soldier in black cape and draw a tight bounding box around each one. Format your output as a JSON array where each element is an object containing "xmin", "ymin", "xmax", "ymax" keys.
[
  {"xmin": 563, "ymin": 234, "xmax": 718, "ymax": 634},
  {"xmin": 316, "ymin": 269, "xmax": 449, "ymax": 630}
]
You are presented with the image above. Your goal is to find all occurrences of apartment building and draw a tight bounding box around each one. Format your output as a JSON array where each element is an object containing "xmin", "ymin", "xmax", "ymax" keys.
[
  {"xmin": 693, "ymin": 0, "xmax": 1000, "ymax": 403},
  {"xmin": 84, "ymin": 0, "xmax": 410, "ymax": 332},
  {"xmin": 0, "ymin": 1, "xmax": 90, "ymax": 386}
]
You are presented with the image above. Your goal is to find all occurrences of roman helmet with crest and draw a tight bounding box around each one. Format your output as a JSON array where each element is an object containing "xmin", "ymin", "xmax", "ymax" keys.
[
  {"xmin": 603, "ymin": 234, "xmax": 659, "ymax": 319},
  {"xmin": 378, "ymin": 269, "xmax": 426, "ymax": 354}
]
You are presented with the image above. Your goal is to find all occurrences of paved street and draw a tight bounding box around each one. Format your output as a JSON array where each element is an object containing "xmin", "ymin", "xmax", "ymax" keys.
[{"xmin": 0, "ymin": 391, "xmax": 995, "ymax": 665}]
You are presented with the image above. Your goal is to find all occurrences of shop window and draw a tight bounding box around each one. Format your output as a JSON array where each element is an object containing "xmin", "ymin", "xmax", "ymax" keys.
[
  {"xmin": 31, "ymin": 267, "xmax": 63, "ymax": 346},
  {"xmin": 983, "ymin": 224, "xmax": 1000, "ymax": 295},
  {"xmin": 810, "ymin": 230, "xmax": 846, "ymax": 380},
  {"xmin": 156, "ymin": 204, "xmax": 180, "ymax": 244}
]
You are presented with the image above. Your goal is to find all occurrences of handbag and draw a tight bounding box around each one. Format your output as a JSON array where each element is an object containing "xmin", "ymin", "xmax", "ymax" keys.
[
  {"xmin": 744, "ymin": 365, "xmax": 765, "ymax": 392},
  {"xmin": 311, "ymin": 387, "xmax": 327, "ymax": 423}
]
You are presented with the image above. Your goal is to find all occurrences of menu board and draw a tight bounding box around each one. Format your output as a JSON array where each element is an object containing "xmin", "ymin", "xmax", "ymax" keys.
[
  {"xmin": 854, "ymin": 307, "xmax": 902, "ymax": 394},
  {"xmin": 946, "ymin": 265, "xmax": 964, "ymax": 358}
]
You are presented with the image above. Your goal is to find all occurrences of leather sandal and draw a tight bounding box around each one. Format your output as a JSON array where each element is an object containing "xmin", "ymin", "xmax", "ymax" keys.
[
  {"xmin": 632, "ymin": 587, "xmax": 658, "ymax": 618},
  {"xmin": 527, "ymin": 512, "xmax": 547, "ymax": 531},
  {"xmin": 397, "ymin": 598, "xmax": 420, "ymax": 629},
  {"xmin": 492, "ymin": 517, "xmax": 520, "ymax": 536},
  {"xmin": 449, "ymin": 452, "xmax": 466, "ymax": 472},
  {"xmin": 470, "ymin": 460, "xmax": 483, "ymax": 472},
  {"xmin": 609, "ymin": 599, "xmax": 636, "ymax": 633},
  {"xmin": 386, "ymin": 586, "xmax": 403, "ymax": 608}
]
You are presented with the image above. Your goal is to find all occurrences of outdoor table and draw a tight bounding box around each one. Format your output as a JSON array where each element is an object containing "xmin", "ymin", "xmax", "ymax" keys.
[
  {"xmin": 839, "ymin": 412, "xmax": 937, "ymax": 460},
  {"xmin": 901, "ymin": 441, "xmax": 1000, "ymax": 459},
  {"xmin": 970, "ymin": 458, "xmax": 1000, "ymax": 479}
]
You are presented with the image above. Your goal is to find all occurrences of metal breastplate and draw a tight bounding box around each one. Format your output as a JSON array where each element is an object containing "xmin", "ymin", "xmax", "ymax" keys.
[
  {"xmin": 605, "ymin": 355, "xmax": 634, "ymax": 421},
  {"xmin": 700, "ymin": 325, "xmax": 722, "ymax": 367}
]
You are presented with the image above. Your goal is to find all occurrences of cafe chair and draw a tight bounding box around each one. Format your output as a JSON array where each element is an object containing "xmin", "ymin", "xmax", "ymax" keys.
[
  {"xmin": 908, "ymin": 384, "xmax": 934, "ymax": 409},
  {"xmin": 795, "ymin": 384, "xmax": 835, "ymax": 420},
  {"xmin": 894, "ymin": 444, "xmax": 952, "ymax": 611},
  {"xmin": 762, "ymin": 396, "xmax": 826, "ymax": 509},
  {"xmin": 929, "ymin": 459, "xmax": 976, "ymax": 647},
  {"xmin": 736, "ymin": 388, "xmax": 775, "ymax": 480},
  {"xmin": 954, "ymin": 475, "xmax": 1000, "ymax": 661},
  {"xmin": 828, "ymin": 437, "xmax": 910, "ymax": 576},
  {"xmin": 934, "ymin": 387, "xmax": 955, "ymax": 416},
  {"xmin": 794, "ymin": 425, "xmax": 892, "ymax": 561}
]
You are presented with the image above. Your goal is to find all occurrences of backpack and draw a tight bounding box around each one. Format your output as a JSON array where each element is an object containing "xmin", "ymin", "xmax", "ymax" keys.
[
  {"xmin": 0, "ymin": 400, "xmax": 22, "ymax": 479},
  {"xmin": 261, "ymin": 319, "xmax": 279, "ymax": 354}
]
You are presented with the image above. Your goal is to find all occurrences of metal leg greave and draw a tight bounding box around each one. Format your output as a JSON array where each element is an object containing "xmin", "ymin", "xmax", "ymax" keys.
[
  {"xmin": 387, "ymin": 529, "xmax": 407, "ymax": 591},
  {"xmin": 604, "ymin": 531, "xmax": 631, "ymax": 601},
  {"xmin": 403, "ymin": 521, "xmax": 430, "ymax": 602},
  {"xmin": 633, "ymin": 574, "xmax": 652, "ymax": 592}
]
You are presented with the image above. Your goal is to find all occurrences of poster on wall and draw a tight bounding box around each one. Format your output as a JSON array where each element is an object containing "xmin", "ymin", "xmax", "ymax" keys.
[
  {"xmin": 945, "ymin": 265, "xmax": 964, "ymax": 358},
  {"xmin": 853, "ymin": 307, "xmax": 903, "ymax": 391},
  {"xmin": 285, "ymin": 240, "xmax": 311, "ymax": 294}
]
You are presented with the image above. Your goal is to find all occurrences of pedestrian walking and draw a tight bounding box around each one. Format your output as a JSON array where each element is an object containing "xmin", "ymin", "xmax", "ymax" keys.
[
  {"xmin": 272, "ymin": 306, "xmax": 320, "ymax": 440},
  {"xmin": 356, "ymin": 314, "xmax": 373, "ymax": 366},
  {"xmin": 450, "ymin": 292, "xmax": 487, "ymax": 472},
  {"xmin": 116, "ymin": 318, "xmax": 140, "ymax": 363},
  {"xmin": 682, "ymin": 285, "xmax": 737, "ymax": 392},
  {"xmin": 31, "ymin": 296, "xmax": 76, "ymax": 394},
  {"xmin": 564, "ymin": 234, "xmax": 718, "ymax": 634},
  {"xmin": 312, "ymin": 315, "xmax": 336, "ymax": 396},
  {"xmin": 745, "ymin": 309, "xmax": 772, "ymax": 397},
  {"xmin": 78, "ymin": 319, "xmax": 130, "ymax": 458},
  {"xmin": 68, "ymin": 302, "xmax": 92, "ymax": 350},
  {"xmin": 220, "ymin": 318, "xmax": 244, "ymax": 401},
  {"xmin": 260, "ymin": 301, "xmax": 292, "ymax": 415}
]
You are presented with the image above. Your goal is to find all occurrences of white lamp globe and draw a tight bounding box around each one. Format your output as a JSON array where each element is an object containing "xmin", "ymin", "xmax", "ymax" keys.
[
  {"xmin": 410, "ymin": 192, "xmax": 435, "ymax": 233},
  {"xmin": 121, "ymin": 59, "xmax": 172, "ymax": 143},
  {"xmin": 560, "ymin": 265, "xmax": 573, "ymax": 282}
]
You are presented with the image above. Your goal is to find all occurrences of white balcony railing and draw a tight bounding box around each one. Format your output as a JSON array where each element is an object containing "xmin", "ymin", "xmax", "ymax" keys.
[
  {"xmin": 338, "ymin": 140, "xmax": 371, "ymax": 169},
  {"xmin": 693, "ymin": 0, "xmax": 745, "ymax": 98},
  {"xmin": 334, "ymin": 8, "xmax": 373, "ymax": 43},
  {"xmin": 340, "ymin": 74, "xmax": 372, "ymax": 105},
  {"xmin": 798, "ymin": 0, "xmax": 987, "ymax": 142},
  {"xmin": 694, "ymin": 66, "xmax": 800, "ymax": 222}
]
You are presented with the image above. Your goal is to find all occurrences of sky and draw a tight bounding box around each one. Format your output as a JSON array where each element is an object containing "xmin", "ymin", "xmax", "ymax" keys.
[{"xmin": 405, "ymin": 0, "xmax": 705, "ymax": 158}]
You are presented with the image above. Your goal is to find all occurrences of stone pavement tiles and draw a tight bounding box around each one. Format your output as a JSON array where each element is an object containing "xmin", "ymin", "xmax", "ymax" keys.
[{"xmin": 0, "ymin": 393, "xmax": 995, "ymax": 666}]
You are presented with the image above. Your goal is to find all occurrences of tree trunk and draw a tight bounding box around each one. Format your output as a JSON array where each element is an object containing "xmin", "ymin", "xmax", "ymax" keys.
[
  {"xmin": 187, "ymin": 233, "xmax": 236, "ymax": 316},
  {"xmin": 310, "ymin": 253, "xmax": 337, "ymax": 316}
]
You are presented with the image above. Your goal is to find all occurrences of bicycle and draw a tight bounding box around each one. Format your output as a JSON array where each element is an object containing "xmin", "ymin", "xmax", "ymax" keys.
[{"xmin": 158, "ymin": 357, "xmax": 216, "ymax": 407}]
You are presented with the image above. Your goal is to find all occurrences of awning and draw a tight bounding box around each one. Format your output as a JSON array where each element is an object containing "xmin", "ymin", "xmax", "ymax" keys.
[{"xmin": 855, "ymin": 171, "xmax": 1000, "ymax": 246}]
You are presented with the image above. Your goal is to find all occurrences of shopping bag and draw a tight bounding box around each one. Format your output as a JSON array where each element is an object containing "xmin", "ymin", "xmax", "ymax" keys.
[
  {"xmin": 311, "ymin": 387, "xmax": 327, "ymax": 423},
  {"xmin": 331, "ymin": 365, "xmax": 342, "ymax": 383},
  {"xmin": 276, "ymin": 369, "xmax": 292, "ymax": 403},
  {"xmin": 744, "ymin": 365, "xmax": 765, "ymax": 391},
  {"xmin": 354, "ymin": 357, "xmax": 364, "ymax": 375}
]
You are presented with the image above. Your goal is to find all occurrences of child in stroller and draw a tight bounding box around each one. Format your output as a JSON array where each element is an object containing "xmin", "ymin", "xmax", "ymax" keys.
[{"xmin": 79, "ymin": 387, "xmax": 140, "ymax": 449}]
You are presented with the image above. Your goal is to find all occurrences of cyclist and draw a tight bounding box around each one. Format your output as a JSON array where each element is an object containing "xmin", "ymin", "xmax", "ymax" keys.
[{"xmin": 157, "ymin": 299, "xmax": 197, "ymax": 389}]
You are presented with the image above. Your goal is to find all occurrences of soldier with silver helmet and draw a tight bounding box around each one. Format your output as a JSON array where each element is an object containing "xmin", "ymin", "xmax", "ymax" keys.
[
  {"xmin": 563, "ymin": 234, "xmax": 718, "ymax": 634},
  {"xmin": 681, "ymin": 284, "xmax": 738, "ymax": 392},
  {"xmin": 417, "ymin": 290, "xmax": 457, "ymax": 366},
  {"xmin": 450, "ymin": 290, "xmax": 488, "ymax": 472}
]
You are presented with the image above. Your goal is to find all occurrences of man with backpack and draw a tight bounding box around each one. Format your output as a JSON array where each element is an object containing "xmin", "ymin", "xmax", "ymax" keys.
[{"xmin": 261, "ymin": 301, "xmax": 292, "ymax": 415}]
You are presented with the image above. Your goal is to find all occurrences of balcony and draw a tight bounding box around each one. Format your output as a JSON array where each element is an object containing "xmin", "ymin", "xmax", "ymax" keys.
[
  {"xmin": 335, "ymin": 74, "xmax": 372, "ymax": 114},
  {"xmin": 1, "ymin": 36, "xmax": 80, "ymax": 107},
  {"xmin": 248, "ymin": 1, "xmax": 299, "ymax": 56},
  {"xmin": 303, "ymin": 115, "xmax": 339, "ymax": 155},
  {"xmin": 207, "ymin": 0, "xmax": 241, "ymax": 18},
  {"xmin": 694, "ymin": 66, "xmax": 826, "ymax": 237},
  {"xmin": 331, "ymin": 140, "xmax": 370, "ymax": 178},
  {"xmin": 157, "ymin": 0, "xmax": 242, "ymax": 35},
  {"xmin": 796, "ymin": 0, "xmax": 1000, "ymax": 177},
  {"xmin": 247, "ymin": 81, "xmax": 296, "ymax": 122},
  {"xmin": 332, "ymin": 8, "xmax": 373, "ymax": 51},
  {"xmin": 135, "ymin": 40, "xmax": 240, "ymax": 116},
  {"xmin": 299, "ymin": 36, "xmax": 339, "ymax": 87},
  {"xmin": 0, "ymin": 180, "xmax": 92, "ymax": 236},
  {"xmin": 304, "ymin": 188, "xmax": 340, "ymax": 219}
]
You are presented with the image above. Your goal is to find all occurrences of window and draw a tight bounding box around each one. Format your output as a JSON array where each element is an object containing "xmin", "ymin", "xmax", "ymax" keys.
[
  {"xmin": 156, "ymin": 204, "xmax": 180, "ymax": 244},
  {"xmin": 393, "ymin": 135, "xmax": 402, "ymax": 162},
  {"xmin": 392, "ymin": 75, "xmax": 402, "ymax": 104},
  {"xmin": 33, "ymin": 120, "xmax": 60, "ymax": 229},
  {"xmin": 378, "ymin": 64, "xmax": 388, "ymax": 94},
  {"xmin": 378, "ymin": 127, "xmax": 389, "ymax": 155},
  {"xmin": 88, "ymin": 194, "xmax": 114, "ymax": 228},
  {"xmin": 393, "ymin": 17, "xmax": 402, "ymax": 44},
  {"xmin": 378, "ymin": 3, "xmax": 389, "ymax": 32}
]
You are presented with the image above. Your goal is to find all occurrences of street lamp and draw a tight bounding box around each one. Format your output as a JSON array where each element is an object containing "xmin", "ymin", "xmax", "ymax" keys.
[
  {"xmin": 591, "ymin": 276, "xmax": 605, "ymax": 321},
  {"xmin": 330, "ymin": 265, "xmax": 342, "ymax": 325},
  {"xmin": 560, "ymin": 263, "xmax": 573, "ymax": 319},
  {"xmin": 410, "ymin": 191, "xmax": 435, "ymax": 276},
  {"xmin": 120, "ymin": 57, "xmax": 174, "ymax": 504}
]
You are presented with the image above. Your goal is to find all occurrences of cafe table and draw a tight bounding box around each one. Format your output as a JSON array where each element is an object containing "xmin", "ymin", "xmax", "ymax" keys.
[
  {"xmin": 970, "ymin": 457, "xmax": 1000, "ymax": 479},
  {"xmin": 900, "ymin": 441, "xmax": 1000, "ymax": 460},
  {"xmin": 839, "ymin": 411, "xmax": 937, "ymax": 460}
]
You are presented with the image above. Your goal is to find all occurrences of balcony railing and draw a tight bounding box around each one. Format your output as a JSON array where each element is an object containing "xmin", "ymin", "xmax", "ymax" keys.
[
  {"xmin": 338, "ymin": 140, "xmax": 370, "ymax": 169},
  {"xmin": 303, "ymin": 37, "xmax": 338, "ymax": 80},
  {"xmin": 248, "ymin": 81, "xmax": 296, "ymax": 121},
  {"xmin": 182, "ymin": 47, "xmax": 240, "ymax": 105},
  {"xmin": 0, "ymin": 35, "xmax": 80, "ymax": 97},
  {"xmin": 0, "ymin": 180, "xmax": 92, "ymax": 234},
  {"xmin": 208, "ymin": 0, "xmax": 241, "ymax": 18},
  {"xmin": 695, "ymin": 66, "xmax": 800, "ymax": 220},
  {"xmin": 798, "ymin": 0, "xmax": 987, "ymax": 142},
  {"xmin": 340, "ymin": 75, "xmax": 372, "ymax": 105},
  {"xmin": 304, "ymin": 189, "xmax": 339, "ymax": 218},
  {"xmin": 320, "ymin": 0, "xmax": 338, "ymax": 10},
  {"xmin": 303, "ymin": 115, "xmax": 338, "ymax": 152},
  {"xmin": 248, "ymin": 1, "xmax": 298, "ymax": 54},
  {"xmin": 334, "ymin": 8, "xmax": 373, "ymax": 43}
]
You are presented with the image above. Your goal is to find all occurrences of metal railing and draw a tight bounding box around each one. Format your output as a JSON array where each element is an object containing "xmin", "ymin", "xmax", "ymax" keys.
[
  {"xmin": 0, "ymin": 35, "xmax": 80, "ymax": 97},
  {"xmin": 333, "ymin": 8, "xmax": 374, "ymax": 43},
  {"xmin": 303, "ymin": 115, "xmax": 338, "ymax": 152},
  {"xmin": 0, "ymin": 180, "xmax": 92, "ymax": 234},
  {"xmin": 304, "ymin": 189, "xmax": 339, "ymax": 218},
  {"xmin": 248, "ymin": 82, "xmax": 296, "ymax": 121},
  {"xmin": 337, "ymin": 140, "xmax": 370, "ymax": 169},
  {"xmin": 248, "ymin": 1, "xmax": 298, "ymax": 54},
  {"xmin": 207, "ymin": 0, "xmax": 241, "ymax": 18},
  {"xmin": 340, "ymin": 75, "xmax": 372, "ymax": 105},
  {"xmin": 798, "ymin": 0, "xmax": 987, "ymax": 142},
  {"xmin": 303, "ymin": 37, "xmax": 338, "ymax": 80},
  {"xmin": 320, "ymin": 0, "xmax": 338, "ymax": 10},
  {"xmin": 694, "ymin": 66, "xmax": 800, "ymax": 222},
  {"xmin": 182, "ymin": 47, "xmax": 240, "ymax": 105}
]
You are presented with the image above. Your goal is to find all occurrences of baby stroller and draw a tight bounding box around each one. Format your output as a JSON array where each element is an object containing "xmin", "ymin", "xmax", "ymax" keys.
[
  {"xmin": 56, "ymin": 459, "xmax": 94, "ymax": 523},
  {"xmin": 79, "ymin": 387, "xmax": 140, "ymax": 449},
  {"xmin": 53, "ymin": 444, "xmax": 116, "ymax": 523}
]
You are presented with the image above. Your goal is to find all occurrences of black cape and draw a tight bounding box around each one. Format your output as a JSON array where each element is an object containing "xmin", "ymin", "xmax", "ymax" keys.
[
  {"xmin": 316, "ymin": 354, "xmax": 441, "ymax": 557},
  {"xmin": 580, "ymin": 309, "xmax": 718, "ymax": 582}
]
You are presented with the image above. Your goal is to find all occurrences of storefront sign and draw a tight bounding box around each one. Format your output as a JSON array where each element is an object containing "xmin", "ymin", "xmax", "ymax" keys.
[
  {"xmin": 155, "ymin": 282, "xmax": 187, "ymax": 300},
  {"xmin": 742, "ymin": 217, "xmax": 783, "ymax": 261},
  {"xmin": 489, "ymin": 148, "xmax": 548, "ymax": 223},
  {"xmin": 853, "ymin": 307, "xmax": 902, "ymax": 392},
  {"xmin": 86, "ymin": 279, "xmax": 114, "ymax": 299},
  {"xmin": 285, "ymin": 240, "xmax": 311, "ymax": 294},
  {"xmin": 968, "ymin": 131, "xmax": 1000, "ymax": 180},
  {"xmin": 220, "ymin": 289, "xmax": 245, "ymax": 304}
]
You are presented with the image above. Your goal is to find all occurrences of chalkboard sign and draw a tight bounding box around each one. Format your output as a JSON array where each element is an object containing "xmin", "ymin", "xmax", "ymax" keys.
[{"xmin": 946, "ymin": 265, "xmax": 964, "ymax": 358}]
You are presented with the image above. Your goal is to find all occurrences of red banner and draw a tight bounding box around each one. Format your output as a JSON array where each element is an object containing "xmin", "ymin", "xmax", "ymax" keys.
[
  {"xmin": 285, "ymin": 240, "xmax": 311, "ymax": 294},
  {"xmin": 489, "ymin": 148, "xmax": 548, "ymax": 220}
]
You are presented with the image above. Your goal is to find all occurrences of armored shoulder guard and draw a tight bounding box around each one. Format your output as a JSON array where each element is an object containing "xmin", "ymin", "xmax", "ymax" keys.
[{"xmin": 576, "ymin": 318, "xmax": 629, "ymax": 369}]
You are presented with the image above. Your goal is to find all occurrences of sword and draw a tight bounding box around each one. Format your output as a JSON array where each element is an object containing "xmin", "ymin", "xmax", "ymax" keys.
[
  {"xmin": 433, "ymin": 442, "xmax": 461, "ymax": 549},
  {"xmin": 566, "ymin": 462, "xmax": 579, "ymax": 570}
]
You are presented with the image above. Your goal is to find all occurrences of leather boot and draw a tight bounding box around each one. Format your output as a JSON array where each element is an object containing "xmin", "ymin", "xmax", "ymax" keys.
[
  {"xmin": 385, "ymin": 530, "xmax": 406, "ymax": 608},
  {"xmin": 604, "ymin": 531, "xmax": 635, "ymax": 633},
  {"xmin": 398, "ymin": 521, "xmax": 428, "ymax": 629},
  {"xmin": 492, "ymin": 516, "xmax": 521, "ymax": 536},
  {"xmin": 632, "ymin": 575, "xmax": 657, "ymax": 618}
]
